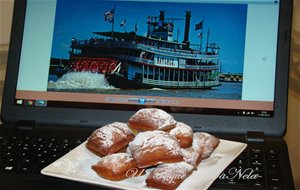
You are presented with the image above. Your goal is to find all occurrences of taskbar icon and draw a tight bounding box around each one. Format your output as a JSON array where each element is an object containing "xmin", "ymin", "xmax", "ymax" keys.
[
  {"xmin": 35, "ymin": 100, "xmax": 47, "ymax": 107},
  {"xmin": 15, "ymin": 99, "xmax": 47, "ymax": 107},
  {"xmin": 16, "ymin": 99, "xmax": 23, "ymax": 105}
]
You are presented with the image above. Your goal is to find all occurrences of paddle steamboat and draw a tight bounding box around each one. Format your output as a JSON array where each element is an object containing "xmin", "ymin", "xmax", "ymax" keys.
[{"xmin": 67, "ymin": 10, "xmax": 221, "ymax": 89}]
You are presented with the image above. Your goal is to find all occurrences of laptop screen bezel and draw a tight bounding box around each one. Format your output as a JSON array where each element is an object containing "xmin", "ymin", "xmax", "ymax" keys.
[{"xmin": 1, "ymin": 0, "xmax": 293, "ymax": 137}]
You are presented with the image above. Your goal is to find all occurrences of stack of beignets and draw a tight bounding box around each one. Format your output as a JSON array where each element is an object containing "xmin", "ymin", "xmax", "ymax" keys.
[{"xmin": 87, "ymin": 108, "xmax": 220, "ymax": 189}]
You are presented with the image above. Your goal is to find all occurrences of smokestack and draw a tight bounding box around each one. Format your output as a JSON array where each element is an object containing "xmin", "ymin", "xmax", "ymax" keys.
[
  {"xmin": 183, "ymin": 11, "xmax": 191, "ymax": 50},
  {"xmin": 159, "ymin": 10, "xmax": 165, "ymax": 21}
]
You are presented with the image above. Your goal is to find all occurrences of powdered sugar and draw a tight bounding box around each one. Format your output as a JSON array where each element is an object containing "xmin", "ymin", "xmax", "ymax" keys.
[
  {"xmin": 96, "ymin": 153, "xmax": 133, "ymax": 173},
  {"xmin": 112, "ymin": 122, "xmax": 134, "ymax": 136},
  {"xmin": 90, "ymin": 122, "xmax": 131, "ymax": 148},
  {"xmin": 129, "ymin": 108, "xmax": 177, "ymax": 130},
  {"xmin": 169, "ymin": 122, "xmax": 193, "ymax": 137},
  {"xmin": 192, "ymin": 132, "xmax": 210, "ymax": 150},
  {"xmin": 181, "ymin": 147, "xmax": 202, "ymax": 167},
  {"xmin": 193, "ymin": 132, "xmax": 220, "ymax": 159},
  {"xmin": 148, "ymin": 162, "xmax": 194, "ymax": 184},
  {"xmin": 129, "ymin": 130, "xmax": 182, "ymax": 157}
]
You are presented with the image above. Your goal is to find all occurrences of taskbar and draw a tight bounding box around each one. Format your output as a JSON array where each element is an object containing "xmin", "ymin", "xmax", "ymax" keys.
[{"xmin": 14, "ymin": 98, "xmax": 274, "ymax": 118}]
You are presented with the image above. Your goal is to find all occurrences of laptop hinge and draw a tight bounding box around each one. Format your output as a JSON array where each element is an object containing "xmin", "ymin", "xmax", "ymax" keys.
[
  {"xmin": 16, "ymin": 120, "xmax": 35, "ymax": 131},
  {"xmin": 246, "ymin": 131, "xmax": 264, "ymax": 143}
]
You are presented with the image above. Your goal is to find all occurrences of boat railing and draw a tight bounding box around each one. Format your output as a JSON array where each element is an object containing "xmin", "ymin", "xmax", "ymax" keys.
[
  {"xmin": 114, "ymin": 55, "xmax": 219, "ymax": 70},
  {"xmin": 142, "ymin": 78, "xmax": 220, "ymax": 87},
  {"xmin": 135, "ymin": 43, "xmax": 219, "ymax": 60},
  {"xmin": 114, "ymin": 55, "xmax": 155, "ymax": 65},
  {"xmin": 178, "ymin": 64, "xmax": 219, "ymax": 70},
  {"xmin": 73, "ymin": 38, "xmax": 219, "ymax": 60}
]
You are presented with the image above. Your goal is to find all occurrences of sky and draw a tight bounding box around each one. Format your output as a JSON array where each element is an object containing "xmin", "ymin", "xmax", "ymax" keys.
[{"xmin": 51, "ymin": 0, "xmax": 247, "ymax": 73}]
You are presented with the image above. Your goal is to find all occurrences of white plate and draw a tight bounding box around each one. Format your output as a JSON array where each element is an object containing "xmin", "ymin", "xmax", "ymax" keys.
[{"xmin": 41, "ymin": 139, "xmax": 247, "ymax": 190}]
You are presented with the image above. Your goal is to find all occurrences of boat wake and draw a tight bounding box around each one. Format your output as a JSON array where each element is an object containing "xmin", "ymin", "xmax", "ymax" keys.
[
  {"xmin": 48, "ymin": 72, "xmax": 116, "ymax": 90},
  {"xmin": 151, "ymin": 88, "xmax": 165, "ymax": 91}
]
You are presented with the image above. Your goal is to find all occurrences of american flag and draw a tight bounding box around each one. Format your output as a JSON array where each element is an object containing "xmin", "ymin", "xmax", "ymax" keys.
[
  {"xmin": 104, "ymin": 7, "xmax": 115, "ymax": 23},
  {"xmin": 135, "ymin": 22, "xmax": 138, "ymax": 32},
  {"xmin": 198, "ymin": 32, "xmax": 203, "ymax": 38},
  {"xmin": 120, "ymin": 19, "xmax": 126, "ymax": 27},
  {"xmin": 195, "ymin": 20, "xmax": 204, "ymax": 30},
  {"xmin": 147, "ymin": 16, "xmax": 151, "ymax": 23}
]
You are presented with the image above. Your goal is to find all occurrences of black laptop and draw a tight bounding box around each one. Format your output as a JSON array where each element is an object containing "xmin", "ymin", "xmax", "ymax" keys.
[{"xmin": 0, "ymin": 0, "xmax": 295, "ymax": 189}]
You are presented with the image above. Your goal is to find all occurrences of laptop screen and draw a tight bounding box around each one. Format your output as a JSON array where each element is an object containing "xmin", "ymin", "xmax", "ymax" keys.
[{"xmin": 15, "ymin": 0, "xmax": 280, "ymax": 118}]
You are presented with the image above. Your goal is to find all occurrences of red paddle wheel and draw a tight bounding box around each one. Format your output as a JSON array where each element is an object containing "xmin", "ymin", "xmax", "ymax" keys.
[{"xmin": 68, "ymin": 57, "xmax": 118, "ymax": 74}]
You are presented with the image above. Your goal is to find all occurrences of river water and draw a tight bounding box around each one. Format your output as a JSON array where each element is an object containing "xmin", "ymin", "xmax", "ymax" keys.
[{"xmin": 48, "ymin": 72, "xmax": 242, "ymax": 100}]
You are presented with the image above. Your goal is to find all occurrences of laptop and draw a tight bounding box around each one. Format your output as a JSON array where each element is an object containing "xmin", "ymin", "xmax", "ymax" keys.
[{"xmin": 0, "ymin": 0, "xmax": 295, "ymax": 189}]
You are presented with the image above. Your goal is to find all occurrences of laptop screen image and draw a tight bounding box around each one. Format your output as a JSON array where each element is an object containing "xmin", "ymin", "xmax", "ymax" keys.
[{"xmin": 3, "ymin": 0, "xmax": 292, "ymax": 136}]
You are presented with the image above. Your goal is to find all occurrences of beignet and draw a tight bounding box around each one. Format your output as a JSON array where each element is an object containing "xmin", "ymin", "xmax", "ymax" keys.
[
  {"xmin": 181, "ymin": 145, "xmax": 204, "ymax": 168},
  {"xmin": 86, "ymin": 122, "xmax": 134, "ymax": 156},
  {"xmin": 92, "ymin": 153, "xmax": 145, "ymax": 181},
  {"xmin": 193, "ymin": 132, "xmax": 220, "ymax": 159},
  {"xmin": 146, "ymin": 161, "xmax": 194, "ymax": 190},
  {"xmin": 128, "ymin": 130, "xmax": 183, "ymax": 168},
  {"xmin": 127, "ymin": 108, "xmax": 177, "ymax": 132},
  {"xmin": 169, "ymin": 122, "xmax": 193, "ymax": 148}
]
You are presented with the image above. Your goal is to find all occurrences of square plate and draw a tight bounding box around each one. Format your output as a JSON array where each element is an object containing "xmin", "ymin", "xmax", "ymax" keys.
[{"xmin": 41, "ymin": 139, "xmax": 247, "ymax": 190}]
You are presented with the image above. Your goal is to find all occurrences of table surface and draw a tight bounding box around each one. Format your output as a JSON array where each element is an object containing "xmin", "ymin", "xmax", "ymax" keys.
[{"xmin": 285, "ymin": 29, "xmax": 300, "ymax": 189}]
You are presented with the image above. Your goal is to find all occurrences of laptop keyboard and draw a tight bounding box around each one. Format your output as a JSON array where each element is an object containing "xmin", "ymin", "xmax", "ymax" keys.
[
  {"xmin": 214, "ymin": 146, "xmax": 282, "ymax": 190},
  {"xmin": 0, "ymin": 136, "xmax": 84, "ymax": 174},
  {"xmin": 0, "ymin": 136, "xmax": 282, "ymax": 189}
]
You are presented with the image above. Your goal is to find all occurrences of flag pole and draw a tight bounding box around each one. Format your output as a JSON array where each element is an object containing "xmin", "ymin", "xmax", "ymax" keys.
[
  {"xmin": 200, "ymin": 33, "xmax": 203, "ymax": 52},
  {"xmin": 123, "ymin": 23, "xmax": 126, "ymax": 32},
  {"xmin": 206, "ymin": 29, "xmax": 210, "ymax": 54},
  {"xmin": 111, "ymin": 4, "xmax": 116, "ymax": 38}
]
